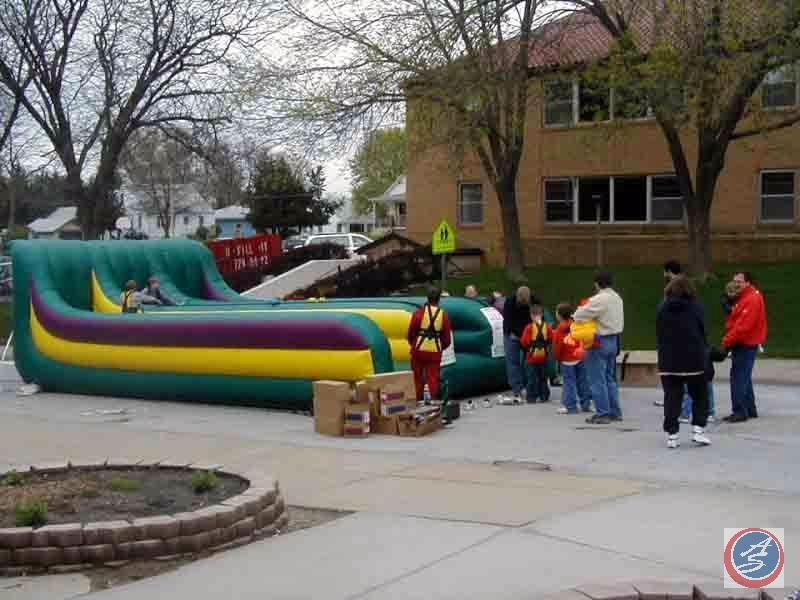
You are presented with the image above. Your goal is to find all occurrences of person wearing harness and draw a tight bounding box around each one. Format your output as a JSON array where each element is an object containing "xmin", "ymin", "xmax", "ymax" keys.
[
  {"xmin": 120, "ymin": 280, "xmax": 159, "ymax": 314},
  {"xmin": 520, "ymin": 302, "xmax": 552, "ymax": 403},
  {"xmin": 141, "ymin": 276, "xmax": 175, "ymax": 306},
  {"xmin": 407, "ymin": 288, "xmax": 453, "ymax": 402}
]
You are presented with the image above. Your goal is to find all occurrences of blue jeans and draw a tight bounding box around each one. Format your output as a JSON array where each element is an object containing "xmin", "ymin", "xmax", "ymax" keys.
[
  {"xmin": 561, "ymin": 362, "xmax": 592, "ymax": 412},
  {"xmin": 730, "ymin": 346, "xmax": 758, "ymax": 418},
  {"xmin": 525, "ymin": 362, "xmax": 550, "ymax": 402},
  {"xmin": 681, "ymin": 382, "xmax": 715, "ymax": 418},
  {"xmin": 504, "ymin": 334, "xmax": 526, "ymax": 394},
  {"xmin": 585, "ymin": 335, "xmax": 621, "ymax": 418}
]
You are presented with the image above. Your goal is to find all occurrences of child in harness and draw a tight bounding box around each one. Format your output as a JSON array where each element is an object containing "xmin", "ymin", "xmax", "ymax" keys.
[
  {"xmin": 407, "ymin": 288, "xmax": 453, "ymax": 402},
  {"xmin": 520, "ymin": 302, "xmax": 552, "ymax": 403}
]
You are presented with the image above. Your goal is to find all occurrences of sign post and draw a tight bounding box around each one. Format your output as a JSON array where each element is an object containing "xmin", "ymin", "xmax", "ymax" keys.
[{"xmin": 432, "ymin": 219, "xmax": 456, "ymax": 292}]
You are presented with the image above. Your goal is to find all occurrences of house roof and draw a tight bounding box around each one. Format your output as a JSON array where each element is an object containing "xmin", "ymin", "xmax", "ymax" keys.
[
  {"xmin": 215, "ymin": 205, "xmax": 250, "ymax": 220},
  {"xmin": 526, "ymin": 7, "xmax": 655, "ymax": 71},
  {"xmin": 27, "ymin": 206, "xmax": 78, "ymax": 233},
  {"xmin": 356, "ymin": 231, "xmax": 422, "ymax": 254},
  {"xmin": 370, "ymin": 175, "xmax": 407, "ymax": 205}
]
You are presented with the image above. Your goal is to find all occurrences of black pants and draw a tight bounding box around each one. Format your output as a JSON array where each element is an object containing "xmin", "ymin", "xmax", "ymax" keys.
[{"xmin": 661, "ymin": 374, "xmax": 708, "ymax": 435}]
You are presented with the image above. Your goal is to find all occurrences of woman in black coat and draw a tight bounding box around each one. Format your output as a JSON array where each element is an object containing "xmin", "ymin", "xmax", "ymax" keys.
[{"xmin": 656, "ymin": 275, "xmax": 711, "ymax": 449}]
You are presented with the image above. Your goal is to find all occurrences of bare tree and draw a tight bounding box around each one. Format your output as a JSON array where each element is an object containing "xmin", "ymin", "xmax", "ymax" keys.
[
  {"xmin": 263, "ymin": 0, "xmax": 558, "ymax": 279},
  {"xmin": 562, "ymin": 0, "xmax": 800, "ymax": 277},
  {"xmin": 0, "ymin": 0, "xmax": 270, "ymax": 238},
  {"xmin": 120, "ymin": 128, "xmax": 199, "ymax": 238}
]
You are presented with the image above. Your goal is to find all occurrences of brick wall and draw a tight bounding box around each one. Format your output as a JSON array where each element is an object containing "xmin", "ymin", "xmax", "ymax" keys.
[{"xmin": 406, "ymin": 86, "xmax": 800, "ymax": 267}]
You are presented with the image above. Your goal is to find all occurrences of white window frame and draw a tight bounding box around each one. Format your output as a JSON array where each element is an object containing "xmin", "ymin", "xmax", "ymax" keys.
[
  {"xmin": 457, "ymin": 182, "xmax": 484, "ymax": 226},
  {"xmin": 759, "ymin": 169, "xmax": 797, "ymax": 223},
  {"xmin": 543, "ymin": 178, "xmax": 576, "ymax": 223},
  {"xmin": 543, "ymin": 79, "xmax": 578, "ymax": 127},
  {"xmin": 650, "ymin": 174, "xmax": 685, "ymax": 223},
  {"xmin": 543, "ymin": 174, "xmax": 684, "ymax": 225},
  {"xmin": 545, "ymin": 78, "xmax": 660, "ymax": 128},
  {"xmin": 762, "ymin": 64, "xmax": 799, "ymax": 110}
]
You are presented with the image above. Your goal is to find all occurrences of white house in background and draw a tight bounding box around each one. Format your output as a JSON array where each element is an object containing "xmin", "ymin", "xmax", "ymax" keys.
[
  {"xmin": 304, "ymin": 197, "xmax": 376, "ymax": 236},
  {"xmin": 121, "ymin": 183, "xmax": 215, "ymax": 239},
  {"xmin": 370, "ymin": 175, "xmax": 406, "ymax": 230},
  {"xmin": 27, "ymin": 206, "xmax": 82, "ymax": 240}
]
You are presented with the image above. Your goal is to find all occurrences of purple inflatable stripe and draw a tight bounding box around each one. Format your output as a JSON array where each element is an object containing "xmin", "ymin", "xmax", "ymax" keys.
[{"xmin": 31, "ymin": 282, "xmax": 368, "ymax": 350}]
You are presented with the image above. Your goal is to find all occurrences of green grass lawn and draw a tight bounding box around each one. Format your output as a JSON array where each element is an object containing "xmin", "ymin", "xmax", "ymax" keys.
[{"xmin": 439, "ymin": 262, "xmax": 800, "ymax": 358}]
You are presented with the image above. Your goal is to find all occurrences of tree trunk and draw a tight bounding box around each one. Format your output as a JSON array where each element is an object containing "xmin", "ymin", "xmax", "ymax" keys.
[
  {"xmin": 496, "ymin": 178, "xmax": 525, "ymax": 281},
  {"xmin": 685, "ymin": 195, "xmax": 713, "ymax": 280},
  {"xmin": 7, "ymin": 180, "xmax": 16, "ymax": 233}
]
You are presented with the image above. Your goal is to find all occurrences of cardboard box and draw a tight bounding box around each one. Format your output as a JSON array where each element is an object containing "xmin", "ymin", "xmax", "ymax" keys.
[
  {"xmin": 312, "ymin": 380, "xmax": 352, "ymax": 437},
  {"xmin": 372, "ymin": 415, "xmax": 400, "ymax": 435},
  {"xmin": 365, "ymin": 371, "xmax": 417, "ymax": 399},
  {"xmin": 397, "ymin": 410, "xmax": 442, "ymax": 437},
  {"xmin": 379, "ymin": 387, "xmax": 415, "ymax": 417}
]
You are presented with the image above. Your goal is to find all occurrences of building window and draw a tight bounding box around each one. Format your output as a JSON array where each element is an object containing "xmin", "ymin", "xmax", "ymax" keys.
[
  {"xmin": 458, "ymin": 183, "xmax": 484, "ymax": 225},
  {"xmin": 199, "ymin": 215, "xmax": 204, "ymax": 226},
  {"xmin": 137, "ymin": 215, "xmax": 142, "ymax": 230},
  {"xmin": 544, "ymin": 80, "xmax": 575, "ymax": 126},
  {"xmin": 336, "ymin": 224, "xmax": 343, "ymax": 233},
  {"xmin": 651, "ymin": 176, "xmax": 684, "ymax": 222},
  {"xmin": 578, "ymin": 177, "xmax": 610, "ymax": 222},
  {"xmin": 613, "ymin": 87, "xmax": 650, "ymax": 120},
  {"xmin": 544, "ymin": 179, "xmax": 574, "ymax": 222},
  {"xmin": 579, "ymin": 78, "xmax": 611, "ymax": 123},
  {"xmin": 183, "ymin": 216, "xmax": 190, "ymax": 226},
  {"xmin": 762, "ymin": 65, "xmax": 798, "ymax": 109},
  {"xmin": 761, "ymin": 171, "xmax": 795, "ymax": 222},
  {"xmin": 157, "ymin": 215, "xmax": 163, "ymax": 228},
  {"xmin": 544, "ymin": 174, "xmax": 683, "ymax": 224},
  {"xmin": 613, "ymin": 176, "xmax": 648, "ymax": 222}
]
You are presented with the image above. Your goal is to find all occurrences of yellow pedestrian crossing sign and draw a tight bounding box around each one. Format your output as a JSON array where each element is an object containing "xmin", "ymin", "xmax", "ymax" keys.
[{"xmin": 432, "ymin": 219, "xmax": 456, "ymax": 255}]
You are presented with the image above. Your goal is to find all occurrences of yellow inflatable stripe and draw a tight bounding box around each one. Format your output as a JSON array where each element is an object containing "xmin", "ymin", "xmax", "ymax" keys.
[
  {"xmin": 91, "ymin": 271, "xmax": 413, "ymax": 361},
  {"xmin": 31, "ymin": 305, "xmax": 375, "ymax": 381},
  {"xmin": 92, "ymin": 272, "xmax": 121, "ymax": 313}
]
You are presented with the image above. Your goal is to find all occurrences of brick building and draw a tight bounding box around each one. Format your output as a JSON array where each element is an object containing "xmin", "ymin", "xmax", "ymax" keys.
[{"xmin": 405, "ymin": 13, "xmax": 800, "ymax": 266}]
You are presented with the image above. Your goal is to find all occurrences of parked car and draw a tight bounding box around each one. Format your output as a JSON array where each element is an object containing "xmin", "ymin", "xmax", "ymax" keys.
[
  {"xmin": 283, "ymin": 236, "xmax": 308, "ymax": 251},
  {"xmin": 304, "ymin": 233, "xmax": 372, "ymax": 258}
]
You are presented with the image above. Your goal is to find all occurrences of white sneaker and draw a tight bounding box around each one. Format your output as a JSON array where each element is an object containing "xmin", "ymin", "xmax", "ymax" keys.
[
  {"xmin": 653, "ymin": 399, "xmax": 664, "ymax": 407},
  {"xmin": 678, "ymin": 416, "xmax": 690, "ymax": 423},
  {"xmin": 520, "ymin": 389, "xmax": 528, "ymax": 403},
  {"xmin": 465, "ymin": 400, "xmax": 475, "ymax": 411},
  {"xmin": 707, "ymin": 415, "xmax": 716, "ymax": 423},
  {"xmin": 667, "ymin": 434, "xmax": 680, "ymax": 449},
  {"xmin": 692, "ymin": 426, "xmax": 711, "ymax": 446},
  {"xmin": 482, "ymin": 398, "xmax": 493, "ymax": 408},
  {"xmin": 513, "ymin": 393, "xmax": 523, "ymax": 405},
  {"xmin": 497, "ymin": 394, "xmax": 514, "ymax": 406},
  {"xmin": 556, "ymin": 407, "xmax": 569, "ymax": 415}
]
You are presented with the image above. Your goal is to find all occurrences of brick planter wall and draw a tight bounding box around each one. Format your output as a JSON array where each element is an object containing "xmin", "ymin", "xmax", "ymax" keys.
[
  {"xmin": 545, "ymin": 583, "xmax": 791, "ymax": 600},
  {"xmin": 0, "ymin": 463, "xmax": 288, "ymax": 575}
]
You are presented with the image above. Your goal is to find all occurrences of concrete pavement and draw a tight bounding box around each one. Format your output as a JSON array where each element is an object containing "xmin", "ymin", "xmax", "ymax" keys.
[{"xmin": 0, "ymin": 364, "xmax": 798, "ymax": 599}]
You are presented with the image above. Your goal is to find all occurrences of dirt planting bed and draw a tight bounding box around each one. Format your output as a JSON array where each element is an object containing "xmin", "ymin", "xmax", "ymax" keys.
[{"xmin": 0, "ymin": 467, "xmax": 247, "ymax": 528}]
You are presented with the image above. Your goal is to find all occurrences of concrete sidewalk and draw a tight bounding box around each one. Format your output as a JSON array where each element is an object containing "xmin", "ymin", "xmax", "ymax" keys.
[{"xmin": 0, "ymin": 371, "xmax": 798, "ymax": 599}]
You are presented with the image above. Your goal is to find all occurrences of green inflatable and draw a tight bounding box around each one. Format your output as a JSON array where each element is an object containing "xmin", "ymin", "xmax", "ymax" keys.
[{"xmin": 12, "ymin": 240, "xmax": 509, "ymax": 408}]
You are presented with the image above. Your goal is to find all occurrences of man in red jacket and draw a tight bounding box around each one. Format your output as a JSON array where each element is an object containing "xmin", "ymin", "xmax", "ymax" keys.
[
  {"xmin": 407, "ymin": 288, "xmax": 453, "ymax": 402},
  {"xmin": 722, "ymin": 271, "xmax": 767, "ymax": 423}
]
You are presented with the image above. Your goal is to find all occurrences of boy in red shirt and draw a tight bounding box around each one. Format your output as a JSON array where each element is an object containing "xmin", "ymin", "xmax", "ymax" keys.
[
  {"xmin": 553, "ymin": 303, "xmax": 592, "ymax": 414},
  {"xmin": 520, "ymin": 303, "xmax": 551, "ymax": 403}
]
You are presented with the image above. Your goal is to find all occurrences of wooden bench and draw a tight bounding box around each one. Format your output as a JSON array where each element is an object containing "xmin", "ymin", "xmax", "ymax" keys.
[{"xmin": 616, "ymin": 351, "xmax": 659, "ymax": 386}]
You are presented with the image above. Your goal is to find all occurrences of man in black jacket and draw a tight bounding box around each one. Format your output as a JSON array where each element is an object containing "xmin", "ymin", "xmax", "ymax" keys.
[{"xmin": 502, "ymin": 286, "xmax": 540, "ymax": 404}]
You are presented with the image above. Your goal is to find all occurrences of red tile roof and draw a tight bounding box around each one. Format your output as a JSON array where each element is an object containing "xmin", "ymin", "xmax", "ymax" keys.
[{"xmin": 528, "ymin": 9, "xmax": 655, "ymax": 70}]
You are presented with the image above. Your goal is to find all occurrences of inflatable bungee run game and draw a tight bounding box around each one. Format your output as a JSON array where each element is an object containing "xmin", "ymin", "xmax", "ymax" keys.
[{"xmin": 12, "ymin": 240, "xmax": 508, "ymax": 410}]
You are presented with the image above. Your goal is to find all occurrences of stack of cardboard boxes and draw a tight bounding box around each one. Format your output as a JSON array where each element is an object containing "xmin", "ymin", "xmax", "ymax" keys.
[{"xmin": 312, "ymin": 371, "xmax": 442, "ymax": 438}]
